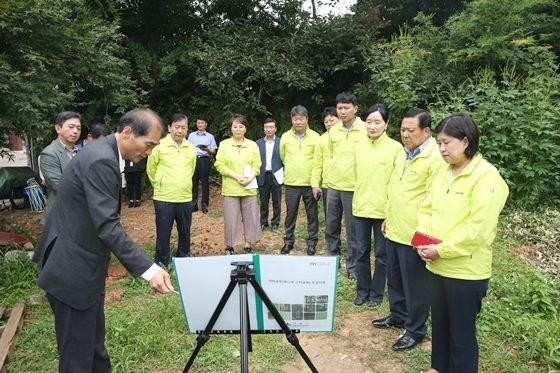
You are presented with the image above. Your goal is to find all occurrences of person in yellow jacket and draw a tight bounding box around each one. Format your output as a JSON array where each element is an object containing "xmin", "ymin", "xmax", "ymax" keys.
[
  {"xmin": 416, "ymin": 114, "xmax": 508, "ymax": 373},
  {"xmin": 325, "ymin": 92, "xmax": 366, "ymax": 279},
  {"xmin": 352, "ymin": 104, "xmax": 405, "ymax": 309},
  {"xmin": 214, "ymin": 114, "xmax": 262, "ymax": 255},
  {"xmin": 279, "ymin": 105, "xmax": 322, "ymax": 256},
  {"xmin": 316, "ymin": 106, "xmax": 338, "ymax": 221},
  {"xmin": 147, "ymin": 113, "xmax": 197, "ymax": 266},
  {"xmin": 372, "ymin": 108, "xmax": 445, "ymax": 352}
]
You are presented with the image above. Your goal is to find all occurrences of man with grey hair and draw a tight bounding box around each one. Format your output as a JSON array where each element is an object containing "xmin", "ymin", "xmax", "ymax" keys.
[
  {"xmin": 39, "ymin": 111, "xmax": 82, "ymax": 225},
  {"xmin": 33, "ymin": 108, "xmax": 174, "ymax": 373},
  {"xmin": 279, "ymin": 105, "xmax": 321, "ymax": 255}
]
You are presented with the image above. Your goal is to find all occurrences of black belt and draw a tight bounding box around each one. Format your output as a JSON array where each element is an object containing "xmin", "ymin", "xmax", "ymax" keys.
[
  {"xmin": 197, "ymin": 155, "xmax": 209, "ymax": 158},
  {"xmin": 265, "ymin": 170, "xmax": 272, "ymax": 174}
]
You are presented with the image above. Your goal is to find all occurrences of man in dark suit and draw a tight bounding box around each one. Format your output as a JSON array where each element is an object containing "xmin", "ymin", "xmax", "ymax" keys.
[
  {"xmin": 32, "ymin": 108, "xmax": 174, "ymax": 373},
  {"xmin": 39, "ymin": 111, "xmax": 82, "ymax": 225},
  {"xmin": 256, "ymin": 118, "xmax": 283, "ymax": 232}
]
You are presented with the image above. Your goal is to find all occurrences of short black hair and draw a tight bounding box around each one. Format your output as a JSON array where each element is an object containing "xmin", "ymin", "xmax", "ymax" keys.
[
  {"xmin": 335, "ymin": 92, "xmax": 358, "ymax": 106},
  {"xmin": 435, "ymin": 113, "xmax": 480, "ymax": 159},
  {"xmin": 196, "ymin": 114, "xmax": 208, "ymax": 123},
  {"xmin": 117, "ymin": 108, "xmax": 164, "ymax": 137},
  {"xmin": 321, "ymin": 107, "xmax": 337, "ymax": 121},
  {"xmin": 55, "ymin": 111, "xmax": 81, "ymax": 126},
  {"xmin": 364, "ymin": 104, "xmax": 389, "ymax": 123},
  {"xmin": 403, "ymin": 108, "xmax": 431, "ymax": 130},
  {"xmin": 263, "ymin": 118, "xmax": 277, "ymax": 127},
  {"xmin": 88, "ymin": 123, "xmax": 111, "ymax": 139}
]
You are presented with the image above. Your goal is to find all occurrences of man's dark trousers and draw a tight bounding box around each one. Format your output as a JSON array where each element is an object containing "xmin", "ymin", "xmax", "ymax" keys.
[
  {"xmin": 283, "ymin": 185, "xmax": 318, "ymax": 246},
  {"xmin": 386, "ymin": 238, "xmax": 430, "ymax": 340},
  {"xmin": 154, "ymin": 201, "xmax": 192, "ymax": 265},
  {"xmin": 192, "ymin": 156, "xmax": 211, "ymax": 209},
  {"xmin": 259, "ymin": 171, "xmax": 282, "ymax": 226},
  {"xmin": 47, "ymin": 292, "xmax": 110, "ymax": 373}
]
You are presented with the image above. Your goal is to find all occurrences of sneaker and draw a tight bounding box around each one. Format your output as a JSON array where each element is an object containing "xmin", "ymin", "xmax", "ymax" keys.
[
  {"xmin": 353, "ymin": 298, "xmax": 367, "ymax": 307},
  {"xmin": 261, "ymin": 224, "xmax": 269, "ymax": 231},
  {"xmin": 348, "ymin": 272, "xmax": 357, "ymax": 280},
  {"xmin": 134, "ymin": 200, "xmax": 141, "ymax": 207},
  {"xmin": 244, "ymin": 246, "xmax": 253, "ymax": 254},
  {"xmin": 271, "ymin": 224, "xmax": 279, "ymax": 232},
  {"xmin": 368, "ymin": 300, "xmax": 380, "ymax": 309},
  {"xmin": 225, "ymin": 247, "xmax": 234, "ymax": 255},
  {"xmin": 128, "ymin": 201, "xmax": 134, "ymax": 208},
  {"xmin": 202, "ymin": 204, "xmax": 208, "ymax": 214}
]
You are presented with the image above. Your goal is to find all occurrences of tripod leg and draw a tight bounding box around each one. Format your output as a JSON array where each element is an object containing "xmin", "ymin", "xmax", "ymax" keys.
[
  {"xmin": 239, "ymin": 282, "xmax": 249, "ymax": 373},
  {"xmin": 183, "ymin": 278, "xmax": 239, "ymax": 373},
  {"xmin": 249, "ymin": 277, "xmax": 319, "ymax": 373},
  {"xmin": 246, "ymin": 293, "xmax": 253, "ymax": 353}
]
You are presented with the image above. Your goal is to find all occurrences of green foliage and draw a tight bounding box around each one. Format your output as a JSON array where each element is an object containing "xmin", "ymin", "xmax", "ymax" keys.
[
  {"xmin": 0, "ymin": 0, "xmax": 137, "ymax": 139},
  {"xmin": 0, "ymin": 251, "xmax": 41, "ymax": 307},
  {"xmin": 430, "ymin": 66, "xmax": 560, "ymax": 205}
]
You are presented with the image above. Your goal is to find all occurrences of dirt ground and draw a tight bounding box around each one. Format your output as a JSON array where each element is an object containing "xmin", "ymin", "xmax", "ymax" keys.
[{"xmin": 1, "ymin": 186, "xmax": 422, "ymax": 373}]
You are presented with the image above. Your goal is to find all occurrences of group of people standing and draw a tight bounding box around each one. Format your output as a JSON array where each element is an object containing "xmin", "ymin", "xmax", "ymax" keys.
[
  {"xmin": 33, "ymin": 92, "xmax": 509, "ymax": 373},
  {"xmin": 225, "ymin": 92, "xmax": 509, "ymax": 373}
]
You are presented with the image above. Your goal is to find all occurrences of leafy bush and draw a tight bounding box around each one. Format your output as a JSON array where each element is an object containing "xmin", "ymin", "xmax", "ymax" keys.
[{"xmin": 430, "ymin": 66, "xmax": 560, "ymax": 206}]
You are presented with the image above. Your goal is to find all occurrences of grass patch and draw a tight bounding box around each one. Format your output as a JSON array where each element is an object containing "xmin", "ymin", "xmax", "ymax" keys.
[
  {"xmin": 3, "ymin": 207, "xmax": 560, "ymax": 372},
  {"xmin": 208, "ymin": 209, "xmax": 224, "ymax": 218}
]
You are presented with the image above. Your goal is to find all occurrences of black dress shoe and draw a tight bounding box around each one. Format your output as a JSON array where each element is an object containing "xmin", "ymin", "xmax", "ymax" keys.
[
  {"xmin": 353, "ymin": 298, "xmax": 366, "ymax": 307},
  {"xmin": 261, "ymin": 224, "xmax": 269, "ymax": 231},
  {"xmin": 372, "ymin": 315, "xmax": 405, "ymax": 329},
  {"xmin": 392, "ymin": 334, "xmax": 423, "ymax": 352},
  {"xmin": 348, "ymin": 272, "xmax": 357, "ymax": 280},
  {"xmin": 307, "ymin": 245, "xmax": 316, "ymax": 256},
  {"xmin": 134, "ymin": 200, "xmax": 141, "ymax": 207},
  {"xmin": 271, "ymin": 224, "xmax": 279, "ymax": 232},
  {"xmin": 192, "ymin": 205, "xmax": 199, "ymax": 212},
  {"xmin": 128, "ymin": 201, "xmax": 134, "ymax": 208},
  {"xmin": 280, "ymin": 244, "xmax": 293, "ymax": 255},
  {"xmin": 202, "ymin": 206, "xmax": 208, "ymax": 214}
]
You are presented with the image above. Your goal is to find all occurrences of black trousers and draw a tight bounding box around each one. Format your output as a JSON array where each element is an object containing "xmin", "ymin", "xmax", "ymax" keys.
[
  {"xmin": 192, "ymin": 156, "xmax": 211, "ymax": 208},
  {"xmin": 154, "ymin": 200, "xmax": 192, "ymax": 265},
  {"xmin": 47, "ymin": 292, "xmax": 111, "ymax": 373},
  {"xmin": 428, "ymin": 271, "xmax": 489, "ymax": 373},
  {"xmin": 258, "ymin": 172, "xmax": 282, "ymax": 226},
  {"xmin": 125, "ymin": 171, "xmax": 142, "ymax": 201},
  {"xmin": 283, "ymin": 185, "xmax": 318, "ymax": 246}
]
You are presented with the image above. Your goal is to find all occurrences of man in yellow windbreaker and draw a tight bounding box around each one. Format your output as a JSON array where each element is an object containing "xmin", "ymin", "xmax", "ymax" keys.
[
  {"xmin": 279, "ymin": 105, "xmax": 322, "ymax": 255},
  {"xmin": 372, "ymin": 109, "xmax": 445, "ymax": 352},
  {"xmin": 147, "ymin": 113, "xmax": 197, "ymax": 266},
  {"xmin": 325, "ymin": 92, "xmax": 366, "ymax": 279}
]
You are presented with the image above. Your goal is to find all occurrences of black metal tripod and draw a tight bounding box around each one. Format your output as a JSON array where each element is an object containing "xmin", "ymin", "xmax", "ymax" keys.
[{"xmin": 183, "ymin": 261, "xmax": 318, "ymax": 373}]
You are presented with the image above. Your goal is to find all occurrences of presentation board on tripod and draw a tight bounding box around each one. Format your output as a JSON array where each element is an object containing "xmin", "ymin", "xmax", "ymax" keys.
[{"xmin": 173, "ymin": 254, "xmax": 339, "ymax": 333}]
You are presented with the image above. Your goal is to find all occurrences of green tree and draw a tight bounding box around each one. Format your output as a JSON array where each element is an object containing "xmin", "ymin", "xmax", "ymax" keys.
[
  {"xmin": 117, "ymin": 0, "xmax": 372, "ymax": 139},
  {"xmin": 0, "ymin": 0, "xmax": 137, "ymax": 139}
]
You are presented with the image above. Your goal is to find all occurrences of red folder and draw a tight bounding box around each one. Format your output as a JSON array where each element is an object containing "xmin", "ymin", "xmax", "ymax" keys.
[{"xmin": 411, "ymin": 231, "xmax": 442, "ymax": 246}]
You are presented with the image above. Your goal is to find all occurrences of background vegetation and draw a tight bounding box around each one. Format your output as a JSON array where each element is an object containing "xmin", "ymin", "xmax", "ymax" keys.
[{"xmin": 1, "ymin": 0, "xmax": 560, "ymax": 204}]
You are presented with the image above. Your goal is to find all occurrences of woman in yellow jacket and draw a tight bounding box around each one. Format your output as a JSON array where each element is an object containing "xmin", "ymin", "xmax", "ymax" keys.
[
  {"xmin": 214, "ymin": 114, "xmax": 262, "ymax": 255},
  {"xmin": 352, "ymin": 104, "xmax": 404, "ymax": 308},
  {"xmin": 416, "ymin": 113, "xmax": 509, "ymax": 373}
]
